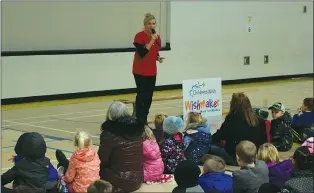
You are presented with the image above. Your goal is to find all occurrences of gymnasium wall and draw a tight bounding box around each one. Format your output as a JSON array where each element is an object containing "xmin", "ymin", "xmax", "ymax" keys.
[{"xmin": 2, "ymin": 1, "xmax": 313, "ymax": 99}]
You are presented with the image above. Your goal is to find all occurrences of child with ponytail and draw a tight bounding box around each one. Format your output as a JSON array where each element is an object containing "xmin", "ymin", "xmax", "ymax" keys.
[{"xmin": 56, "ymin": 131, "xmax": 100, "ymax": 193}]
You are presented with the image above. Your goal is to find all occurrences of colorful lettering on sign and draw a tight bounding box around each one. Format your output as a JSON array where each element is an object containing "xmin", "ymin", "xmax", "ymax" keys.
[{"xmin": 184, "ymin": 99, "xmax": 220, "ymax": 111}]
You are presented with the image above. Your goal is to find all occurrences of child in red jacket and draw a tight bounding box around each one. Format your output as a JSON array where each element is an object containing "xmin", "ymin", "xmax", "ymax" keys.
[
  {"xmin": 56, "ymin": 131, "xmax": 100, "ymax": 192},
  {"xmin": 143, "ymin": 127, "xmax": 173, "ymax": 184}
]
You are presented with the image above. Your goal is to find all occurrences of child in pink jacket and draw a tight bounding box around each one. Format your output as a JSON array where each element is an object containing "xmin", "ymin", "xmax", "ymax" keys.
[
  {"xmin": 143, "ymin": 127, "xmax": 173, "ymax": 184},
  {"xmin": 57, "ymin": 131, "xmax": 100, "ymax": 192}
]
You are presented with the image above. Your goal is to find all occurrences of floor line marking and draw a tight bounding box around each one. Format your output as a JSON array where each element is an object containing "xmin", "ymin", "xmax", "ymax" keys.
[
  {"xmin": 2, "ymin": 99, "xmax": 181, "ymax": 122},
  {"xmin": 3, "ymin": 120, "xmax": 100, "ymax": 138},
  {"xmin": 2, "ymin": 103, "xmax": 179, "ymax": 126}
]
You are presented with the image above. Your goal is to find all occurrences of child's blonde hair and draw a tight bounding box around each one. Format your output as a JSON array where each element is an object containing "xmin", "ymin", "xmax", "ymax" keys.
[
  {"xmin": 74, "ymin": 131, "xmax": 92, "ymax": 150},
  {"xmin": 257, "ymin": 143, "xmax": 280, "ymax": 163},
  {"xmin": 154, "ymin": 113, "xmax": 167, "ymax": 128},
  {"xmin": 142, "ymin": 126, "xmax": 155, "ymax": 141},
  {"xmin": 186, "ymin": 112, "xmax": 206, "ymax": 129}
]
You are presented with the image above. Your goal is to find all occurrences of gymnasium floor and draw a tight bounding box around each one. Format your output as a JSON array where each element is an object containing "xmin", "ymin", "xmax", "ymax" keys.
[{"xmin": 1, "ymin": 77, "xmax": 313, "ymax": 192}]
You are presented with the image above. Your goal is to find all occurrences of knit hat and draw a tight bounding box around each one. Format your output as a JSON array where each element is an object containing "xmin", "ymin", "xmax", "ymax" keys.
[
  {"xmin": 174, "ymin": 160, "xmax": 201, "ymax": 188},
  {"xmin": 253, "ymin": 108, "xmax": 269, "ymax": 120},
  {"xmin": 268, "ymin": 102, "xmax": 285, "ymax": 112},
  {"xmin": 162, "ymin": 116, "xmax": 183, "ymax": 135}
]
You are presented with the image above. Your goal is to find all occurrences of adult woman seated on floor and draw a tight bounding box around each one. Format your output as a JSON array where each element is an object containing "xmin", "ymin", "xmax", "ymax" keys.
[
  {"xmin": 212, "ymin": 92, "xmax": 267, "ymax": 165},
  {"xmin": 98, "ymin": 101, "xmax": 145, "ymax": 192}
]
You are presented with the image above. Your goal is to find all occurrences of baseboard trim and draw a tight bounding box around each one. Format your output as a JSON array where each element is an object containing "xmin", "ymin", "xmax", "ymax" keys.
[{"xmin": 2, "ymin": 73, "xmax": 313, "ymax": 105}]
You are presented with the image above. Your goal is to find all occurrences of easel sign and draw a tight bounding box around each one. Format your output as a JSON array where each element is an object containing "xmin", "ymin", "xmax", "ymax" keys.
[{"xmin": 182, "ymin": 77, "xmax": 222, "ymax": 120}]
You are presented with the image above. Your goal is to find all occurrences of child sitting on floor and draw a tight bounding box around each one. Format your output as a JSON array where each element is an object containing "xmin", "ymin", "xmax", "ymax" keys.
[
  {"xmin": 292, "ymin": 97, "xmax": 314, "ymax": 142},
  {"xmin": 142, "ymin": 127, "xmax": 173, "ymax": 184},
  {"xmin": 268, "ymin": 102, "xmax": 294, "ymax": 152},
  {"xmin": 9, "ymin": 132, "xmax": 58, "ymax": 191},
  {"xmin": 56, "ymin": 131, "xmax": 100, "ymax": 193},
  {"xmin": 257, "ymin": 143, "xmax": 293, "ymax": 188},
  {"xmin": 233, "ymin": 140, "xmax": 269, "ymax": 193},
  {"xmin": 284, "ymin": 146, "xmax": 314, "ymax": 193},
  {"xmin": 198, "ymin": 155, "xmax": 233, "ymax": 193},
  {"xmin": 1, "ymin": 132, "xmax": 50, "ymax": 193},
  {"xmin": 172, "ymin": 160, "xmax": 204, "ymax": 193},
  {"xmin": 87, "ymin": 180, "xmax": 113, "ymax": 193},
  {"xmin": 153, "ymin": 113, "xmax": 168, "ymax": 143},
  {"xmin": 184, "ymin": 112, "xmax": 212, "ymax": 164},
  {"xmin": 159, "ymin": 116, "xmax": 185, "ymax": 174}
]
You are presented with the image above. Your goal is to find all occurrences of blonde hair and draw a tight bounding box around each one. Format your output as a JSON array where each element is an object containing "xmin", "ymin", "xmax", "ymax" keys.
[
  {"xmin": 257, "ymin": 143, "xmax": 280, "ymax": 163},
  {"xmin": 236, "ymin": 140, "xmax": 257, "ymax": 164},
  {"xmin": 74, "ymin": 131, "xmax": 92, "ymax": 150},
  {"xmin": 142, "ymin": 126, "xmax": 155, "ymax": 141},
  {"xmin": 154, "ymin": 113, "xmax": 167, "ymax": 128},
  {"xmin": 143, "ymin": 13, "xmax": 156, "ymax": 25},
  {"xmin": 186, "ymin": 112, "xmax": 206, "ymax": 128}
]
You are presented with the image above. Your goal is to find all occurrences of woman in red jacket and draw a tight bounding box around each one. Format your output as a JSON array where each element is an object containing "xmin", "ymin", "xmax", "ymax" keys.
[{"xmin": 133, "ymin": 13, "xmax": 164, "ymax": 125}]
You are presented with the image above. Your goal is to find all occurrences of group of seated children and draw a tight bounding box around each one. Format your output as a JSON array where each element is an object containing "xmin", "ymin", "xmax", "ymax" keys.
[
  {"xmin": 2, "ymin": 97, "xmax": 313, "ymax": 193},
  {"xmin": 171, "ymin": 140, "xmax": 313, "ymax": 193}
]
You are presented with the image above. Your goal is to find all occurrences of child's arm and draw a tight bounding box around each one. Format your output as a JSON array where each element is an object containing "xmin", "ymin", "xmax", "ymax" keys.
[
  {"xmin": 63, "ymin": 155, "xmax": 77, "ymax": 183},
  {"xmin": 1, "ymin": 166, "xmax": 17, "ymax": 185},
  {"xmin": 292, "ymin": 113, "xmax": 302, "ymax": 127}
]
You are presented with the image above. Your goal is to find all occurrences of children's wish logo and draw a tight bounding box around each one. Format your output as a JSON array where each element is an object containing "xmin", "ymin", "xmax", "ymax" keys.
[{"xmin": 189, "ymin": 81, "xmax": 216, "ymax": 97}]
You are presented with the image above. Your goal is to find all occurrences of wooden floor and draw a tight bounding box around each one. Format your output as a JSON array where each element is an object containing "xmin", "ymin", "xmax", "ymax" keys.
[{"xmin": 1, "ymin": 77, "xmax": 312, "ymax": 192}]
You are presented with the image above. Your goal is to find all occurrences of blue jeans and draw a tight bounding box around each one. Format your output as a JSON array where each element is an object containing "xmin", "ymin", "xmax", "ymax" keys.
[{"xmin": 208, "ymin": 145, "xmax": 238, "ymax": 166}]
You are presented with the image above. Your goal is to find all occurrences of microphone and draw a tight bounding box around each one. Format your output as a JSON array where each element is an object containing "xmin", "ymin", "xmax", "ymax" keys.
[{"xmin": 151, "ymin": 29, "xmax": 160, "ymax": 46}]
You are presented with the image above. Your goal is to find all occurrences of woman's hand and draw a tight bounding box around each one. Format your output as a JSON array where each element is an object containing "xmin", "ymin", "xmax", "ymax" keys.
[
  {"xmin": 8, "ymin": 155, "xmax": 16, "ymax": 162},
  {"xmin": 157, "ymin": 56, "xmax": 165, "ymax": 63}
]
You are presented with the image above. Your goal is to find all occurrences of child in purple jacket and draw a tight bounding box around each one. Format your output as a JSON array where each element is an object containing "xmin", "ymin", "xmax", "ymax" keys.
[{"xmin": 257, "ymin": 143, "xmax": 293, "ymax": 188}]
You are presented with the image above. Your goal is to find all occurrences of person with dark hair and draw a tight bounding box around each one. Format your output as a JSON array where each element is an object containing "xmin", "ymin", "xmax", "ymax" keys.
[
  {"xmin": 284, "ymin": 146, "xmax": 314, "ymax": 193},
  {"xmin": 87, "ymin": 180, "xmax": 113, "ymax": 193},
  {"xmin": 172, "ymin": 160, "xmax": 204, "ymax": 193},
  {"xmin": 1, "ymin": 132, "xmax": 49, "ymax": 193},
  {"xmin": 292, "ymin": 97, "xmax": 314, "ymax": 142},
  {"xmin": 212, "ymin": 93, "xmax": 267, "ymax": 164}
]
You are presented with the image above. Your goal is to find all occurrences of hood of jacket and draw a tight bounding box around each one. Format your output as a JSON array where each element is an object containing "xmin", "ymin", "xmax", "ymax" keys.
[
  {"xmin": 14, "ymin": 132, "xmax": 31, "ymax": 157},
  {"xmin": 101, "ymin": 116, "xmax": 144, "ymax": 139},
  {"xmin": 185, "ymin": 122, "xmax": 210, "ymax": 133},
  {"xmin": 268, "ymin": 160, "xmax": 293, "ymax": 183},
  {"xmin": 22, "ymin": 132, "xmax": 47, "ymax": 160},
  {"xmin": 199, "ymin": 172, "xmax": 233, "ymax": 192},
  {"xmin": 73, "ymin": 147, "xmax": 96, "ymax": 162}
]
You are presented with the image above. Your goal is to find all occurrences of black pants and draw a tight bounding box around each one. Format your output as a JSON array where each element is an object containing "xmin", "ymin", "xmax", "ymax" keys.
[
  {"xmin": 133, "ymin": 74, "xmax": 156, "ymax": 124},
  {"xmin": 56, "ymin": 150, "xmax": 69, "ymax": 174}
]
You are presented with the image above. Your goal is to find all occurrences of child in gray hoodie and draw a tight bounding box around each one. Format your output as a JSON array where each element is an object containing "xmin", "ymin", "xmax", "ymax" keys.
[{"xmin": 233, "ymin": 140, "xmax": 269, "ymax": 193}]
